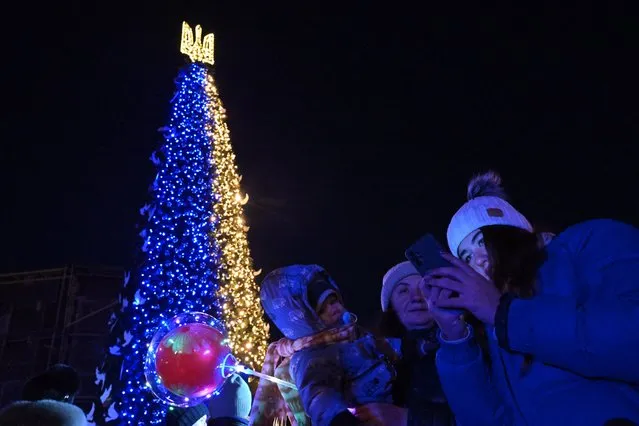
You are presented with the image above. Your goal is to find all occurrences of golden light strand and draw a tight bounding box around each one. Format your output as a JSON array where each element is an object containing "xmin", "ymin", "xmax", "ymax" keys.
[{"xmin": 204, "ymin": 74, "xmax": 269, "ymax": 370}]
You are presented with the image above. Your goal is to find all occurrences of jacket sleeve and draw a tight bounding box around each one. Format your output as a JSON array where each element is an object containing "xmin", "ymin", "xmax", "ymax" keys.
[
  {"xmin": 435, "ymin": 326, "xmax": 512, "ymax": 426},
  {"xmin": 500, "ymin": 219, "xmax": 639, "ymax": 382},
  {"xmin": 290, "ymin": 347, "xmax": 360, "ymax": 426}
]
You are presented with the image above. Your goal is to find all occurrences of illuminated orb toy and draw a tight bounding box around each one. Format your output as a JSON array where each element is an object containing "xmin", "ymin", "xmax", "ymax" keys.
[{"xmin": 144, "ymin": 312, "xmax": 239, "ymax": 407}]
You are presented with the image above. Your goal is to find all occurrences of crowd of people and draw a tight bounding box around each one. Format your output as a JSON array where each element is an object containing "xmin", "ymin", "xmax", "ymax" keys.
[
  {"xmin": 0, "ymin": 364, "xmax": 252, "ymax": 425},
  {"xmin": 0, "ymin": 364, "xmax": 87, "ymax": 425},
  {"xmin": 250, "ymin": 171, "xmax": 639, "ymax": 426},
  {"xmin": 2, "ymin": 170, "xmax": 637, "ymax": 425}
]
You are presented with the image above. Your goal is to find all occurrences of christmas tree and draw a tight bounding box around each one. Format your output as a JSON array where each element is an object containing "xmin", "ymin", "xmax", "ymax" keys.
[{"xmin": 93, "ymin": 22, "xmax": 269, "ymax": 425}]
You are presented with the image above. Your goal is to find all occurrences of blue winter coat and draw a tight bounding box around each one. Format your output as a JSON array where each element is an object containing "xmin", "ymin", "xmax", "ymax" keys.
[
  {"xmin": 436, "ymin": 219, "xmax": 639, "ymax": 426},
  {"xmin": 260, "ymin": 265, "xmax": 399, "ymax": 426}
]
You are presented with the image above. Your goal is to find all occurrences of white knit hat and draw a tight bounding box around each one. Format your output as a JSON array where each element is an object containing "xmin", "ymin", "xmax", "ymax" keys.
[
  {"xmin": 446, "ymin": 172, "xmax": 532, "ymax": 257},
  {"xmin": 380, "ymin": 261, "xmax": 420, "ymax": 311}
]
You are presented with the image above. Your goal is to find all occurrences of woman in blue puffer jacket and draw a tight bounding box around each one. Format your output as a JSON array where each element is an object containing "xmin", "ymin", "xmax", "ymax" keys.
[{"xmin": 424, "ymin": 171, "xmax": 639, "ymax": 426}]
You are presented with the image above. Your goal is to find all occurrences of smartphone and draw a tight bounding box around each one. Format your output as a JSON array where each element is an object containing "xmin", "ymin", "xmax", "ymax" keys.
[
  {"xmin": 405, "ymin": 233, "xmax": 464, "ymax": 315},
  {"xmin": 405, "ymin": 233, "xmax": 451, "ymax": 277}
]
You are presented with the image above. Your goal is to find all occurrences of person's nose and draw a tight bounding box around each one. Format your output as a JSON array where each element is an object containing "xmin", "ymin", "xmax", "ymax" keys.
[
  {"xmin": 473, "ymin": 250, "xmax": 489, "ymax": 271},
  {"xmin": 418, "ymin": 277, "xmax": 431, "ymax": 298},
  {"xmin": 410, "ymin": 285, "xmax": 426, "ymax": 302}
]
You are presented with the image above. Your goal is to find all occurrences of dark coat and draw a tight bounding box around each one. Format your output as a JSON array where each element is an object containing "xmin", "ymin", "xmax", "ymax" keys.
[{"xmin": 391, "ymin": 328, "xmax": 456, "ymax": 426}]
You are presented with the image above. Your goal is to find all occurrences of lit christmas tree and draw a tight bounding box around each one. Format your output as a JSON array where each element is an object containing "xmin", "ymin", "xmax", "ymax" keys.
[{"xmin": 93, "ymin": 22, "xmax": 269, "ymax": 425}]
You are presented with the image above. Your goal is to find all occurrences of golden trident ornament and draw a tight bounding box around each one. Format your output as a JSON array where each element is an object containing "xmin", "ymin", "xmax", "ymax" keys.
[{"xmin": 180, "ymin": 21, "xmax": 215, "ymax": 65}]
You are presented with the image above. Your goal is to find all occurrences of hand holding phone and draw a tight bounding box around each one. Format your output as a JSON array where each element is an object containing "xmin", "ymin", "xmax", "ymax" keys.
[
  {"xmin": 425, "ymin": 283, "xmax": 469, "ymax": 340},
  {"xmin": 405, "ymin": 233, "xmax": 464, "ymax": 315}
]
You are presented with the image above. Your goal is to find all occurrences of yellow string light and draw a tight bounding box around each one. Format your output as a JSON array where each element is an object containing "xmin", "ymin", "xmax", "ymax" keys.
[{"xmin": 204, "ymin": 74, "xmax": 269, "ymax": 370}]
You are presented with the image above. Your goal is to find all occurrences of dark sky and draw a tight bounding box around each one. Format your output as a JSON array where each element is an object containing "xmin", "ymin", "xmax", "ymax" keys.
[{"xmin": 3, "ymin": 3, "xmax": 638, "ymax": 326}]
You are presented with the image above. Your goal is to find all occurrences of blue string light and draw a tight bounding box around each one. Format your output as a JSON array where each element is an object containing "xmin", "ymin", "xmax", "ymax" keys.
[{"xmin": 117, "ymin": 63, "xmax": 222, "ymax": 424}]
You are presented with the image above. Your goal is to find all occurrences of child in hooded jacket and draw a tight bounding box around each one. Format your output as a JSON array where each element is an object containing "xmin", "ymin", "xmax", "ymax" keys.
[{"xmin": 257, "ymin": 265, "xmax": 400, "ymax": 426}]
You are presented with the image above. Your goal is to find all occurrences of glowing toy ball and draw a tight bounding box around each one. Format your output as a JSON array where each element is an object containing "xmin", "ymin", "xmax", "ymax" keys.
[{"xmin": 145, "ymin": 312, "xmax": 238, "ymax": 407}]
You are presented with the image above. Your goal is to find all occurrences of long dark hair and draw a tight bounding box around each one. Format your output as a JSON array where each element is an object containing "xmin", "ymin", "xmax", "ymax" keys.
[
  {"xmin": 480, "ymin": 224, "xmax": 547, "ymax": 374},
  {"xmin": 481, "ymin": 225, "xmax": 546, "ymax": 298}
]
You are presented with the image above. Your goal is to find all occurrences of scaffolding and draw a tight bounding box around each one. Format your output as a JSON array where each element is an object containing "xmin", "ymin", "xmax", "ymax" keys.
[{"xmin": 0, "ymin": 265, "xmax": 123, "ymax": 410}]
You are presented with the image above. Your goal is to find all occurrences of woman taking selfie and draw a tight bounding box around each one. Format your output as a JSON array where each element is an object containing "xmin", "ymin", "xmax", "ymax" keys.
[{"xmin": 425, "ymin": 171, "xmax": 639, "ymax": 426}]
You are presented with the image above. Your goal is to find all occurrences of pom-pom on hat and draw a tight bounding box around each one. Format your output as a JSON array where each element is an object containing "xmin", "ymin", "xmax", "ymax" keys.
[{"xmin": 447, "ymin": 171, "xmax": 532, "ymax": 257}]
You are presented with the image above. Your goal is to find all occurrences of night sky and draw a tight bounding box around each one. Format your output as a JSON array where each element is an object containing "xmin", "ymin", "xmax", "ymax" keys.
[{"xmin": 3, "ymin": 4, "xmax": 638, "ymax": 327}]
